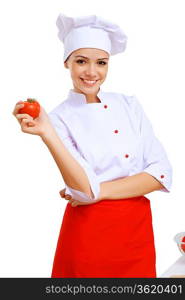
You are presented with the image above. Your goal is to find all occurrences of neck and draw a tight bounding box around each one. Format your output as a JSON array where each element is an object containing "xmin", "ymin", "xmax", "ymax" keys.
[
  {"xmin": 73, "ymin": 87, "xmax": 101, "ymax": 103},
  {"xmin": 85, "ymin": 94, "xmax": 101, "ymax": 103}
]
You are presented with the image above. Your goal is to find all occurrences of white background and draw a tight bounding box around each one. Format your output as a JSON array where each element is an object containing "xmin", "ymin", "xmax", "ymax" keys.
[{"xmin": 1, "ymin": 0, "xmax": 185, "ymax": 277}]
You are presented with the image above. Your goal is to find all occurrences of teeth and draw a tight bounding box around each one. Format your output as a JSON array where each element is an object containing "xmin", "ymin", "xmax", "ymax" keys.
[{"xmin": 82, "ymin": 79, "xmax": 97, "ymax": 84}]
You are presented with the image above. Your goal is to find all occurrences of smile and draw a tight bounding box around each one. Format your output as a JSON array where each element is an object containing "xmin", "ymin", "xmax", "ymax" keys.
[{"xmin": 80, "ymin": 78, "xmax": 98, "ymax": 86}]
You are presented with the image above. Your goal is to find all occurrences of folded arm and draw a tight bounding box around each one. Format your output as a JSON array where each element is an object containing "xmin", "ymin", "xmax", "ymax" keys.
[
  {"xmin": 99, "ymin": 172, "xmax": 165, "ymax": 200},
  {"xmin": 48, "ymin": 95, "xmax": 172, "ymax": 205},
  {"xmin": 64, "ymin": 95, "xmax": 173, "ymax": 204}
]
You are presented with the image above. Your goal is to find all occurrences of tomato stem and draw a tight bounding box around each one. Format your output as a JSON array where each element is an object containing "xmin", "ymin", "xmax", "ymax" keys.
[{"xmin": 27, "ymin": 98, "xmax": 37, "ymax": 103}]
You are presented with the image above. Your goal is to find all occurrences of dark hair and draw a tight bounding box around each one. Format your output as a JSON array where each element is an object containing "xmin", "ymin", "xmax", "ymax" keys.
[{"xmin": 64, "ymin": 54, "xmax": 71, "ymax": 63}]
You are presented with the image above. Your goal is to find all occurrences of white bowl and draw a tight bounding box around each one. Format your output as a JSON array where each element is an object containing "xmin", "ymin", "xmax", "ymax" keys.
[{"xmin": 174, "ymin": 232, "xmax": 185, "ymax": 255}]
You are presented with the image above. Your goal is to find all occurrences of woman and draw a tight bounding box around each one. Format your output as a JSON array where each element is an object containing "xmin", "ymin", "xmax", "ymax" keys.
[{"xmin": 12, "ymin": 13, "xmax": 172, "ymax": 278}]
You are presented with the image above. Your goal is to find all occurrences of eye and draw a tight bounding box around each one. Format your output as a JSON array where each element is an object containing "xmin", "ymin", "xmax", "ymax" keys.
[
  {"xmin": 76, "ymin": 59, "xmax": 85, "ymax": 64},
  {"xmin": 98, "ymin": 61, "xmax": 107, "ymax": 65}
]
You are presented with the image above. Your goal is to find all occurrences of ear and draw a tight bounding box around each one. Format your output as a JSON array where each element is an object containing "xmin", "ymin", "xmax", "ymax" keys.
[{"xmin": 64, "ymin": 62, "xmax": 68, "ymax": 69}]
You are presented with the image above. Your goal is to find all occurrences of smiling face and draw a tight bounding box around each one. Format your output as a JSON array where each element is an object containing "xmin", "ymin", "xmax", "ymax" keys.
[{"xmin": 64, "ymin": 48, "xmax": 109, "ymax": 102}]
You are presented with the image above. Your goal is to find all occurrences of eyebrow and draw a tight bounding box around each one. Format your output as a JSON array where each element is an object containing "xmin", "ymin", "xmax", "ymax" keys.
[{"xmin": 74, "ymin": 55, "xmax": 109, "ymax": 60}]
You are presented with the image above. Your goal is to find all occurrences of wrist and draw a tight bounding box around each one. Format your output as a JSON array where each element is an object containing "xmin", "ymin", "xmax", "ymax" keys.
[
  {"xmin": 40, "ymin": 127, "xmax": 57, "ymax": 143},
  {"xmin": 99, "ymin": 182, "xmax": 109, "ymax": 200}
]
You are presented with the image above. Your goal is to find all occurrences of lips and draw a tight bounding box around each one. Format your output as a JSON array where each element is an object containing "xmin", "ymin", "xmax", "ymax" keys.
[{"xmin": 80, "ymin": 78, "xmax": 98, "ymax": 86}]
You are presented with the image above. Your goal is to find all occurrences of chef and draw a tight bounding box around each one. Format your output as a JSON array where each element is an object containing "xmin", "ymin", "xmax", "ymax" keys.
[
  {"xmin": 48, "ymin": 13, "xmax": 173, "ymax": 278},
  {"xmin": 13, "ymin": 13, "xmax": 173, "ymax": 278}
]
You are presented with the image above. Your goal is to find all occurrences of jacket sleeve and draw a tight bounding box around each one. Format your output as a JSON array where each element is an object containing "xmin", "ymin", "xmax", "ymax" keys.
[
  {"xmin": 48, "ymin": 112, "xmax": 100, "ymax": 202},
  {"xmin": 130, "ymin": 95, "xmax": 173, "ymax": 192}
]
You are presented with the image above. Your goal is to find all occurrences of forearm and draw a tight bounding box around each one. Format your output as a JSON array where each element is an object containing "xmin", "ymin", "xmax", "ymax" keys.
[
  {"xmin": 41, "ymin": 129, "xmax": 93, "ymax": 198},
  {"xmin": 99, "ymin": 172, "xmax": 164, "ymax": 200}
]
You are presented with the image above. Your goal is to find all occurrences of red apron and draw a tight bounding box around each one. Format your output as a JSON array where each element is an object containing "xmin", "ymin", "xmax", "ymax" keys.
[{"xmin": 51, "ymin": 195, "xmax": 156, "ymax": 278}]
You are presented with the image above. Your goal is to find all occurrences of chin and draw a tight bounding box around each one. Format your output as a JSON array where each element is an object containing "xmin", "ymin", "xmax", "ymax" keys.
[
  {"xmin": 81, "ymin": 83, "xmax": 101, "ymax": 92},
  {"xmin": 83, "ymin": 88, "xmax": 99, "ymax": 95}
]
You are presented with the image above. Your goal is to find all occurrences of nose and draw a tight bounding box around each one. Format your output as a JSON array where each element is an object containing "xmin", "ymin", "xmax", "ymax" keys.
[{"xmin": 84, "ymin": 63, "xmax": 98, "ymax": 78}]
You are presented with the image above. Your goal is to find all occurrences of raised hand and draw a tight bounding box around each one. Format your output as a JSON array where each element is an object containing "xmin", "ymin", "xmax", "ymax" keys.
[{"xmin": 12, "ymin": 100, "xmax": 55, "ymax": 137}]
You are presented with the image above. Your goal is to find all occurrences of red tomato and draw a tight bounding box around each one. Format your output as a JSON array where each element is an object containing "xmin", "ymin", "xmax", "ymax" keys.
[
  {"xmin": 18, "ymin": 98, "xmax": 40, "ymax": 119},
  {"xmin": 181, "ymin": 236, "xmax": 185, "ymax": 252}
]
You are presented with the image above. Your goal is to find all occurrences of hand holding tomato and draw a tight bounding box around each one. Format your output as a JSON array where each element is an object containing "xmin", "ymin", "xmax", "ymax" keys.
[
  {"xmin": 12, "ymin": 98, "xmax": 55, "ymax": 137},
  {"xmin": 18, "ymin": 98, "xmax": 40, "ymax": 119}
]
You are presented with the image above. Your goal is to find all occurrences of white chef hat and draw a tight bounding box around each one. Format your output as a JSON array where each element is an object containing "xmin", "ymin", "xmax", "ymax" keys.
[{"xmin": 56, "ymin": 13, "xmax": 128, "ymax": 62}]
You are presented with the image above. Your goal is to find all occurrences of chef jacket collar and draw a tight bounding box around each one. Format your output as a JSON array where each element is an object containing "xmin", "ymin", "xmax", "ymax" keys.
[{"xmin": 67, "ymin": 88, "xmax": 105, "ymax": 106}]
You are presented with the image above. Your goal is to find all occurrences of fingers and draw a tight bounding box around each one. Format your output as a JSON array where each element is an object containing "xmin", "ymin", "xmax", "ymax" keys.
[
  {"xmin": 62, "ymin": 189, "xmax": 96, "ymax": 207},
  {"xmin": 19, "ymin": 115, "xmax": 35, "ymax": 129},
  {"xmin": 59, "ymin": 189, "xmax": 72, "ymax": 201},
  {"xmin": 65, "ymin": 195, "xmax": 72, "ymax": 200},
  {"xmin": 12, "ymin": 102, "xmax": 37, "ymax": 133},
  {"xmin": 59, "ymin": 188, "xmax": 92, "ymax": 207},
  {"xmin": 21, "ymin": 118, "xmax": 35, "ymax": 128},
  {"xmin": 12, "ymin": 102, "xmax": 33, "ymax": 125},
  {"xmin": 70, "ymin": 200, "xmax": 90, "ymax": 207},
  {"xmin": 59, "ymin": 189, "xmax": 66, "ymax": 198},
  {"xmin": 71, "ymin": 200, "xmax": 80, "ymax": 207},
  {"xmin": 59, "ymin": 188, "xmax": 84, "ymax": 206},
  {"xmin": 12, "ymin": 102, "xmax": 24, "ymax": 118},
  {"xmin": 14, "ymin": 110, "xmax": 33, "ymax": 125},
  {"xmin": 16, "ymin": 113, "xmax": 32, "ymax": 121},
  {"xmin": 59, "ymin": 189, "xmax": 69, "ymax": 200}
]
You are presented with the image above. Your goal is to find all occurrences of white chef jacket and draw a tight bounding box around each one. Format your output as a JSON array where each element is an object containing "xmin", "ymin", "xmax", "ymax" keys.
[{"xmin": 48, "ymin": 89, "xmax": 173, "ymax": 202}]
